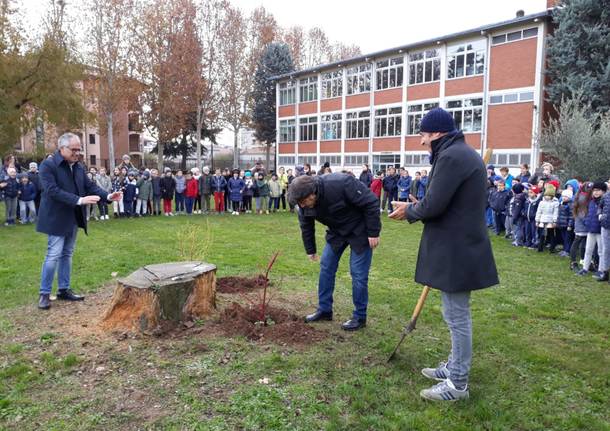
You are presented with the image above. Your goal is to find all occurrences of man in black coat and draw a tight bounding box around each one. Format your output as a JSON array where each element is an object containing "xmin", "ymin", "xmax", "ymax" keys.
[
  {"xmin": 390, "ymin": 108, "xmax": 498, "ymax": 402},
  {"xmin": 37, "ymin": 133, "xmax": 122, "ymax": 310},
  {"xmin": 288, "ymin": 173, "xmax": 381, "ymax": 331}
]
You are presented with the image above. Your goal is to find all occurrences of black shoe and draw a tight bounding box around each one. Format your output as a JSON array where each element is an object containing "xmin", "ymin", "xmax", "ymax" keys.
[
  {"xmin": 593, "ymin": 271, "xmax": 609, "ymax": 282},
  {"xmin": 304, "ymin": 310, "xmax": 333, "ymax": 323},
  {"xmin": 38, "ymin": 294, "xmax": 51, "ymax": 310},
  {"xmin": 341, "ymin": 317, "xmax": 366, "ymax": 331},
  {"xmin": 56, "ymin": 289, "xmax": 85, "ymax": 301}
]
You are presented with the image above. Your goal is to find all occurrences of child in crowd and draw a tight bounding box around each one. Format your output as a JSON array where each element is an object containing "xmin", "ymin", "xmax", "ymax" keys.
[
  {"xmin": 371, "ymin": 171, "xmax": 382, "ymax": 207},
  {"xmin": 278, "ymin": 167, "xmax": 288, "ymax": 211},
  {"xmin": 199, "ymin": 167, "xmax": 212, "ymax": 214},
  {"xmin": 223, "ymin": 168, "xmax": 232, "ymax": 212},
  {"xmin": 510, "ymin": 183, "xmax": 526, "ymax": 246},
  {"xmin": 397, "ymin": 168, "xmax": 412, "ymax": 202},
  {"xmin": 523, "ymin": 185, "xmax": 541, "ymax": 248},
  {"xmin": 18, "ymin": 173, "xmax": 37, "ymax": 224},
  {"xmin": 570, "ymin": 183, "xmax": 591, "ymax": 271},
  {"xmin": 96, "ymin": 167, "xmax": 112, "ymax": 220},
  {"xmin": 254, "ymin": 172, "xmax": 269, "ymax": 215},
  {"xmin": 191, "ymin": 168, "xmax": 202, "ymax": 214},
  {"xmin": 174, "ymin": 170, "xmax": 186, "ymax": 215},
  {"xmin": 489, "ymin": 177, "xmax": 511, "ymax": 236},
  {"xmin": 595, "ymin": 179, "xmax": 610, "ymax": 282},
  {"xmin": 151, "ymin": 169, "xmax": 162, "ymax": 215},
  {"xmin": 286, "ymin": 169, "xmax": 295, "ymax": 212},
  {"xmin": 268, "ymin": 173, "xmax": 281, "ymax": 212},
  {"xmin": 417, "ymin": 170, "xmax": 428, "ymax": 201},
  {"xmin": 535, "ymin": 184, "xmax": 559, "ymax": 253},
  {"xmin": 184, "ymin": 170, "xmax": 199, "ymax": 215},
  {"xmin": 86, "ymin": 171, "xmax": 99, "ymax": 221},
  {"xmin": 499, "ymin": 166, "xmax": 514, "ymax": 189},
  {"xmin": 123, "ymin": 171, "xmax": 138, "ymax": 217},
  {"xmin": 578, "ymin": 182, "xmax": 606, "ymax": 275},
  {"xmin": 0, "ymin": 167, "xmax": 18, "ymax": 225},
  {"xmin": 211, "ymin": 168, "xmax": 227, "ymax": 213},
  {"xmin": 136, "ymin": 171, "xmax": 152, "ymax": 216},
  {"xmin": 111, "ymin": 167, "xmax": 126, "ymax": 217},
  {"xmin": 382, "ymin": 167, "xmax": 398, "ymax": 213},
  {"xmin": 227, "ymin": 169, "xmax": 244, "ymax": 215},
  {"xmin": 160, "ymin": 168, "xmax": 176, "ymax": 216},
  {"xmin": 556, "ymin": 189, "xmax": 574, "ymax": 257},
  {"xmin": 242, "ymin": 171, "xmax": 254, "ymax": 213}
]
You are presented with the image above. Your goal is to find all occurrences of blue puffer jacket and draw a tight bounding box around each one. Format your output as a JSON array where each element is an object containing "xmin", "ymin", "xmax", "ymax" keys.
[
  {"xmin": 397, "ymin": 175, "xmax": 412, "ymax": 199},
  {"xmin": 2, "ymin": 177, "xmax": 19, "ymax": 198},
  {"xmin": 489, "ymin": 189, "xmax": 511, "ymax": 213},
  {"xmin": 599, "ymin": 193, "xmax": 610, "ymax": 229},
  {"xmin": 18, "ymin": 182, "xmax": 38, "ymax": 201},
  {"xmin": 523, "ymin": 196, "xmax": 540, "ymax": 222},
  {"xmin": 417, "ymin": 176, "xmax": 428, "ymax": 200},
  {"xmin": 584, "ymin": 198, "xmax": 602, "ymax": 233},
  {"xmin": 556, "ymin": 201, "xmax": 574, "ymax": 229},
  {"xmin": 511, "ymin": 192, "xmax": 526, "ymax": 223}
]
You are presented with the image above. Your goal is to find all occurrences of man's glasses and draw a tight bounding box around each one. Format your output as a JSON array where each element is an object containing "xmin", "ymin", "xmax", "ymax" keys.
[{"xmin": 68, "ymin": 148, "xmax": 82, "ymax": 154}]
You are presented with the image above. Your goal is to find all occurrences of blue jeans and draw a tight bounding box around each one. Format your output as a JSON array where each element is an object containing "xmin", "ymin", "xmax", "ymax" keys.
[
  {"xmin": 441, "ymin": 290, "xmax": 472, "ymax": 389},
  {"xmin": 39, "ymin": 226, "xmax": 78, "ymax": 295},
  {"xmin": 524, "ymin": 219, "xmax": 537, "ymax": 247},
  {"xmin": 317, "ymin": 242, "xmax": 373, "ymax": 320},
  {"xmin": 175, "ymin": 192, "xmax": 185, "ymax": 212},
  {"xmin": 513, "ymin": 218, "xmax": 524, "ymax": 245},
  {"xmin": 185, "ymin": 196, "xmax": 195, "ymax": 214},
  {"xmin": 485, "ymin": 207, "xmax": 494, "ymax": 227}
]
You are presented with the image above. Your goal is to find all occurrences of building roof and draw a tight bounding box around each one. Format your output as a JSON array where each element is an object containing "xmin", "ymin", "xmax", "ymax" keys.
[{"xmin": 270, "ymin": 9, "xmax": 551, "ymax": 82}]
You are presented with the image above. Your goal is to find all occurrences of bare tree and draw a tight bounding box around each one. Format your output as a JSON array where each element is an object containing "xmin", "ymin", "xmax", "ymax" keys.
[
  {"xmin": 329, "ymin": 42, "xmax": 362, "ymax": 63},
  {"xmin": 281, "ymin": 26, "xmax": 306, "ymax": 70}
]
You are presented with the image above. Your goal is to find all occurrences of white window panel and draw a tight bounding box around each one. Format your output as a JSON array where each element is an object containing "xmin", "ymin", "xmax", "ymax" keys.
[
  {"xmin": 321, "ymin": 114, "xmax": 342, "ymax": 140},
  {"xmin": 321, "ymin": 71, "xmax": 343, "ymax": 99},
  {"xmin": 408, "ymin": 48, "xmax": 441, "ymax": 85},
  {"xmin": 447, "ymin": 40, "xmax": 486, "ymax": 79},
  {"xmin": 279, "ymin": 119, "xmax": 295, "ymax": 143},
  {"xmin": 347, "ymin": 64, "xmax": 372, "ymax": 95},
  {"xmin": 346, "ymin": 110, "xmax": 371, "ymax": 139},
  {"xmin": 406, "ymin": 102, "xmax": 439, "ymax": 135},
  {"xmin": 376, "ymin": 57, "xmax": 404, "ymax": 90},
  {"xmin": 299, "ymin": 76, "xmax": 318, "ymax": 102},
  {"xmin": 298, "ymin": 116, "xmax": 318, "ymax": 141},
  {"xmin": 279, "ymin": 81, "xmax": 296, "ymax": 105},
  {"xmin": 374, "ymin": 107, "xmax": 402, "ymax": 137}
]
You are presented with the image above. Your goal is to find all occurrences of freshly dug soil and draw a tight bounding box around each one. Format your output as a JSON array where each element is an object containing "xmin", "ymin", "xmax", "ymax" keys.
[
  {"xmin": 216, "ymin": 275, "xmax": 268, "ymax": 294},
  {"xmin": 219, "ymin": 302, "xmax": 326, "ymax": 345}
]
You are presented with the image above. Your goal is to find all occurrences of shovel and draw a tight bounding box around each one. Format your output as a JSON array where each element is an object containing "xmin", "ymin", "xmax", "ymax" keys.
[{"xmin": 387, "ymin": 285, "xmax": 431, "ymax": 362}]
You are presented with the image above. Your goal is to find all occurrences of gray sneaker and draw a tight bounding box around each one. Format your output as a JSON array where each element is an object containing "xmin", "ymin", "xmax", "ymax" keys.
[
  {"xmin": 421, "ymin": 362, "xmax": 450, "ymax": 381},
  {"xmin": 420, "ymin": 380, "xmax": 469, "ymax": 402}
]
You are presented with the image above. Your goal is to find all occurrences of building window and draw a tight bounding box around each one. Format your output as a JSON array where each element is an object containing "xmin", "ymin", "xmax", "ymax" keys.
[
  {"xmin": 321, "ymin": 114, "xmax": 342, "ymax": 140},
  {"xmin": 347, "ymin": 64, "xmax": 372, "ymax": 95},
  {"xmin": 374, "ymin": 107, "xmax": 402, "ymax": 137},
  {"xmin": 489, "ymin": 91, "xmax": 534, "ymax": 104},
  {"xmin": 490, "ymin": 152, "xmax": 531, "ymax": 167},
  {"xmin": 408, "ymin": 49, "xmax": 440, "ymax": 85},
  {"xmin": 90, "ymin": 155, "xmax": 96, "ymax": 166},
  {"xmin": 319, "ymin": 155, "xmax": 341, "ymax": 165},
  {"xmin": 344, "ymin": 154, "xmax": 369, "ymax": 165},
  {"xmin": 346, "ymin": 110, "xmax": 370, "ymax": 139},
  {"xmin": 279, "ymin": 81, "xmax": 296, "ymax": 105},
  {"xmin": 279, "ymin": 119, "xmax": 295, "ymax": 143},
  {"xmin": 447, "ymin": 40, "xmax": 485, "ymax": 79},
  {"xmin": 89, "ymin": 134, "xmax": 96, "ymax": 145},
  {"xmin": 492, "ymin": 27, "xmax": 538, "ymax": 45},
  {"xmin": 299, "ymin": 116, "xmax": 318, "ymax": 141},
  {"xmin": 406, "ymin": 102, "xmax": 439, "ymax": 135},
  {"xmin": 372, "ymin": 154, "xmax": 401, "ymax": 174},
  {"xmin": 299, "ymin": 76, "xmax": 318, "ymax": 102},
  {"xmin": 445, "ymin": 97, "xmax": 483, "ymax": 132},
  {"xmin": 298, "ymin": 155, "xmax": 317, "ymax": 166},
  {"xmin": 321, "ymin": 71, "xmax": 343, "ymax": 99},
  {"xmin": 404, "ymin": 153, "xmax": 430, "ymax": 166},
  {"xmin": 376, "ymin": 57, "xmax": 404, "ymax": 90},
  {"xmin": 278, "ymin": 156, "xmax": 295, "ymax": 166}
]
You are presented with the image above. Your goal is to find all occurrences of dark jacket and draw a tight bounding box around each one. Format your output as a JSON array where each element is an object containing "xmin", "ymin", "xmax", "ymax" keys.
[
  {"xmin": 600, "ymin": 193, "xmax": 610, "ymax": 230},
  {"xmin": 556, "ymin": 201, "xmax": 574, "ymax": 229},
  {"xmin": 489, "ymin": 189, "xmax": 510, "ymax": 213},
  {"xmin": 405, "ymin": 131, "xmax": 498, "ymax": 293},
  {"xmin": 199, "ymin": 173, "xmax": 212, "ymax": 195},
  {"xmin": 584, "ymin": 198, "xmax": 602, "ymax": 233},
  {"xmin": 18, "ymin": 182, "xmax": 37, "ymax": 201},
  {"xmin": 37, "ymin": 151, "xmax": 108, "ymax": 236},
  {"xmin": 27, "ymin": 171, "xmax": 41, "ymax": 196},
  {"xmin": 254, "ymin": 179, "xmax": 269, "ymax": 197},
  {"xmin": 382, "ymin": 174, "xmax": 398, "ymax": 192},
  {"xmin": 511, "ymin": 192, "xmax": 526, "ymax": 223},
  {"xmin": 151, "ymin": 176, "xmax": 162, "ymax": 198},
  {"xmin": 2, "ymin": 177, "xmax": 19, "ymax": 198},
  {"xmin": 228, "ymin": 177, "xmax": 245, "ymax": 201},
  {"xmin": 524, "ymin": 196, "xmax": 540, "ymax": 222},
  {"xmin": 211, "ymin": 175, "xmax": 227, "ymax": 193},
  {"xmin": 516, "ymin": 172, "xmax": 531, "ymax": 184},
  {"xmin": 297, "ymin": 173, "xmax": 381, "ymax": 255},
  {"xmin": 359, "ymin": 170, "xmax": 373, "ymax": 188},
  {"xmin": 160, "ymin": 176, "xmax": 176, "ymax": 200},
  {"xmin": 242, "ymin": 178, "xmax": 255, "ymax": 197}
]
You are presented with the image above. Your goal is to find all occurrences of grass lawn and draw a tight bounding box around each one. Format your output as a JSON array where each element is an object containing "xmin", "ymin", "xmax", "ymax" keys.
[{"xmin": 0, "ymin": 209, "xmax": 609, "ymax": 430}]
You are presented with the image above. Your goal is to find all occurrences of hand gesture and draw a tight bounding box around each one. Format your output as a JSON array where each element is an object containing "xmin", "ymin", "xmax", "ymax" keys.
[
  {"xmin": 108, "ymin": 191, "xmax": 123, "ymax": 201},
  {"xmin": 81, "ymin": 195, "xmax": 101, "ymax": 205},
  {"xmin": 368, "ymin": 237, "xmax": 380, "ymax": 249},
  {"xmin": 388, "ymin": 201, "xmax": 410, "ymax": 220},
  {"xmin": 308, "ymin": 254, "xmax": 319, "ymax": 262}
]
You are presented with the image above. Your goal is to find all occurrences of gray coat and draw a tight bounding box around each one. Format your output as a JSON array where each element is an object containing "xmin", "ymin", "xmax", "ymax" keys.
[{"xmin": 406, "ymin": 132, "xmax": 499, "ymax": 293}]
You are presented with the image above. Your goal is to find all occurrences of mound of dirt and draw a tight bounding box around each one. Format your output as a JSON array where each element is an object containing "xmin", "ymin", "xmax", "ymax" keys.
[
  {"xmin": 219, "ymin": 302, "xmax": 326, "ymax": 345},
  {"xmin": 216, "ymin": 275, "xmax": 268, "ymax": 294}
]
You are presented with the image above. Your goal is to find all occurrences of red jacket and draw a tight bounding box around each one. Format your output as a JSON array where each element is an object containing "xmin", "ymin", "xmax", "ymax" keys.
[
  {"xmin": 370, "ymin": 178, "xmax": 382, "ymax": 198},
  {"xmin": 185, "ymin": 178, "xmax": 199, "ymax": 198}
]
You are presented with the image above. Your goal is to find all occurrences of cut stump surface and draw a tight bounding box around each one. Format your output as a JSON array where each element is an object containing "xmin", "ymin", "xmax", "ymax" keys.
[{"xmin": 101, "ymin": 261, "xmax": 217, "ymax": 332}]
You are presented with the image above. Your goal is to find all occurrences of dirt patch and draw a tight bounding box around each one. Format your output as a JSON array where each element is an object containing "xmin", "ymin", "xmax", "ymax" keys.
[
  {"xmin": 218, "ymin": 302, "xmax": 326, "ymax": 345},
  {"xmin": 216, "ymin": 275, "xmax": 269, "ymax": 294}
]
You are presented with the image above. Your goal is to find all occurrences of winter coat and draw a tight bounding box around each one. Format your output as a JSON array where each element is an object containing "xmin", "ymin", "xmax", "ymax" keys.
[
  {"xmin": 382, "ymin": 174, "xmax": 398, "ymax": 192},
  {"xmin": 584, "ymin": 198, "xmax": 602, "ymax": 233},
  {"xmin": 524, "ymin": 196, "xmax": 540, "ymax": 222},
  {"xmin": 516, "ymin": 172, "xmax": 531, "ymax": 184},
  {"xmin": 18, "ymin": 182, "xmax": 37, "ymax": 201},
  {"xmin": 269, "ymin": 180, "xmax": 281, "ymax": 198},
  {"xmin": 556, "ymin": 201, "xmax": 574, "ymax": 229},
  {"xmin": 535, "ymin": 197, "xmax": 559, "ymax": 224},
  {"xmin": 151, "ymin": 176, "xmax": 162, "ymax": 198},
  {"xmin": 210, "ymin": 175, "xmax": 227, "ymax": 193},
  {"xmin": 573, "ymin": 213, "xmax": 588, "ymax": 234},
  {"xmin": 136, "ymin": 178, "xmax": 153, "ymax": 201},
  {"xmin": 96, "ymin": 174, "xmax": 112, "ymax": 193},
  {"xmin": 27, "ymin": 171, "xmax": 41, "ymax": 195},
  {"xmin": 37, "ymin": 151, "xmax": 109, "ymax": 236},
  {"xmin": 359, "ymin": 170, "xmax": 373, "ymax": 188},
  {"xmin": 174, "ymin": 176, "xmax": 186, "ymax": 194},
  {"xmin": 297, "ymin": 173, "xmax": 381, "ymax": 255},
  {"xmin": 243, "ymin": 178, "xmax": 255, "ymax": 197},
  {"xmin": 410, "ymin": 178, "xmax": 419, "ymax": 199},
  {"xmin": 223, "ymin": 174, "xmax": 232, "ymax": 192},
  {"xmin": 228, "ymin": 177, "xmax": 244, "ymax": 201},
  {"xmin": 185, "ymin": 178, "xmax": 199, "ymax": 198},
  {"xmin": 503, "ymin": 174, "xmax": 514, "ymax": 189},
  {"xmin": 199, "ymin": 173, "xmax": 212, "ymax": 195},
  {"xmin": 511, "ymin": 192, "xmax": 526, "ymax": 223},
  {"xmin": 397, "ymin": 175, "xmax": 412, "ymax": 199},
  {"xmin": 279, "ymin": 173, "xmax": 289, "ymax": 190},
  {"xmin": 417, "ymin": 176, "xmax": 428, "ymax": 200},
  {"xmin": 370, "ymin": 178, "xmax": 382, "ymax": 198},
  {"xmin": 2, "ymin": 177, "xmax": 19, "ymax": 198},
  {"xmin": 489, "ymin": 189, "xmax": 510, "ymax": 213},
  {"xmin": 600, "ymin": 193, "xmax": 610, "ymax": 229},
  {"xmin": 405, "ymin": 131, "xmax": 498, "ymax": 293},
  {"xmin": 160, "ymin": 176, "xmax": 176, "ymax": 200},
  {"xmin": 111, "ymin": 176, "xmax": 126, "ymax": 193},
  {"xmin": 123, "ymin": 180, "xmax": 137, "ymax": 203},
  {"xmin": 254, "ymin": 179, "xmax": 269, "ymax": 197}
]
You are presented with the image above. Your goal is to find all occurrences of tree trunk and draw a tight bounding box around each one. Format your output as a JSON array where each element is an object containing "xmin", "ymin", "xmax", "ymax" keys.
[
  {"xmin": 107, "ymin": 113, "xmax": 115, "ymax": 171},
  {"xmin": 196, "ymin": 104, "xmax": 202, "ymax": 169},
  {"xmin": 233, "ymin": 126, "xmax": 239, "ymax": 169},
  {"xmin": 265, "ymin": 142, "xmax": 270, "ymax": 173},
  {"xmin": 101, "ymin": 262, "xmax": 217, "ymax": 333}
]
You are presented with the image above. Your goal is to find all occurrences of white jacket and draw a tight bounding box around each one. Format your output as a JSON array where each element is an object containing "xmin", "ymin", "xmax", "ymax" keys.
[{"xmin": 535, "ymin": 197, "xmax": 559, "ymax": 224}]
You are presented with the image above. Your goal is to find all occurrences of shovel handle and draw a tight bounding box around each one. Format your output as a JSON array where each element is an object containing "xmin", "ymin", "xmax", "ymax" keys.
[{"xmin": 410, "ymin": 286, "xmax": 430, "ymax": 322}]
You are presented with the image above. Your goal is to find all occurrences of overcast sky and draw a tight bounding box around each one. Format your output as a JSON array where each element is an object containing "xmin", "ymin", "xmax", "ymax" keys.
[{"xmin": 18, "ymin": 0, "xmax": 549, "ymax": 147}]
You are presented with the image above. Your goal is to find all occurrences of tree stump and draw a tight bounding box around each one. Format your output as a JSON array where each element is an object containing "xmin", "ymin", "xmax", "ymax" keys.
[{"xmin": 101, "ymin": 261, "xmax": 217, "ymax": 333}]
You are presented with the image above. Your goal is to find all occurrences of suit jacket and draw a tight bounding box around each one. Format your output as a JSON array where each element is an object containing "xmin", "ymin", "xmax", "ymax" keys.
[{"xmin": 37, "ymin": 151, "xmax": 109, "ymax": 236}]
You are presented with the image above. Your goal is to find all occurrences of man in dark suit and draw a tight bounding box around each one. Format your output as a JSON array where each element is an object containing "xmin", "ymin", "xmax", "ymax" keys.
[
  {"xmin": 37, "ymin": 133, "xmax": 122, "ymax": 310},
  {"xmin": 390, "ymin": 108, "xmax": 498, "ymax": 402},
  {"xmin": 288, "ymin": 173, "xmax": 381, "ymax": 331}
]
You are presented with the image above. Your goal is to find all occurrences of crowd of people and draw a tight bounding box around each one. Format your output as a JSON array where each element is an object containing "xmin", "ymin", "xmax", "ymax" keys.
[{"xmin": 2, "ymin": 152, "xmax": 609, "ymax": 283}]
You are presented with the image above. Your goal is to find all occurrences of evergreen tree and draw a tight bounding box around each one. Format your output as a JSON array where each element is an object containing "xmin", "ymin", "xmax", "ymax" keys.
[
  {"xmin": 546, "ymin": 0, "xmax": 610, "ymax": 116},
  {"xmin": 251, "ymin": 43, "xmax": 294, "ymax": 170}
]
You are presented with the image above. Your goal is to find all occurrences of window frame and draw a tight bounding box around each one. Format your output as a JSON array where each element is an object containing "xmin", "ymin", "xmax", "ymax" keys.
[
  {"xmin": 374, "ymin": 106, "xmax": 402, "ymax": 137},
  {"xmin": 321, "ymin": 71, "xmax": 343, "ymax": 99},
  {"xmin": 491, "ymin": 27, "xmax": 539, "ymax": 46},
  {"xmin": 279, "ymin": 80, "xmax": 296, "ymax": 106},
  {"xmin": 406, "ymin": 101, "xmax": 440, "ymax": 135},
  {"xmin": 298, "ymin": 116, "xmax": 318, "ymax": 142},
  {"xmin": 299, "ymin": 76, "xmax": 318, "ymax": 103},
  {"xmin": 344, "ymin": 154, "xmax": 370, "ymax": 166},
  {"xmin": 346, "ymin": 63, "xmax": 372, "ymax": 95},
  {"xmin": 404, "ymin": 152, "xmax": 432, "ymax": 167},
  {"xmin": 279, "ymin": 118, "xmax": 296, "ymax": 143},
  {"xmin": 408, "ymin": 48, "xmax": 441, "ymax": 85},
  {"xmin": 345, "ymin": 109, "xmax": 371, "ymax": 139},
  {"xmin": 444, "ymin": 97, "xmax": 484, "ymax": 132},
  {"xmin": 278, "ymin": 156, "xmax": 296, "ymax": 166},
  {"xmin": 319, "ymin": 154, "xmax": 342, "ymax": 166},
  {"xmin": 489, "ymin": 90, "xmax": 535, "ymax": 105},
  {"xmin": 320, "ymin": 113, "xmax": 342, "ymax": 140},
  {"xmin": 297, "ymin": 155, "xmax": 317, "ymax": 166},
  {"xmin": 375, "ymin": 56, "xmax": 404, "ymax": 91},
  {"xmin": 447, "ymin": 39, "xmax": 486, "ymax": 80}
]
